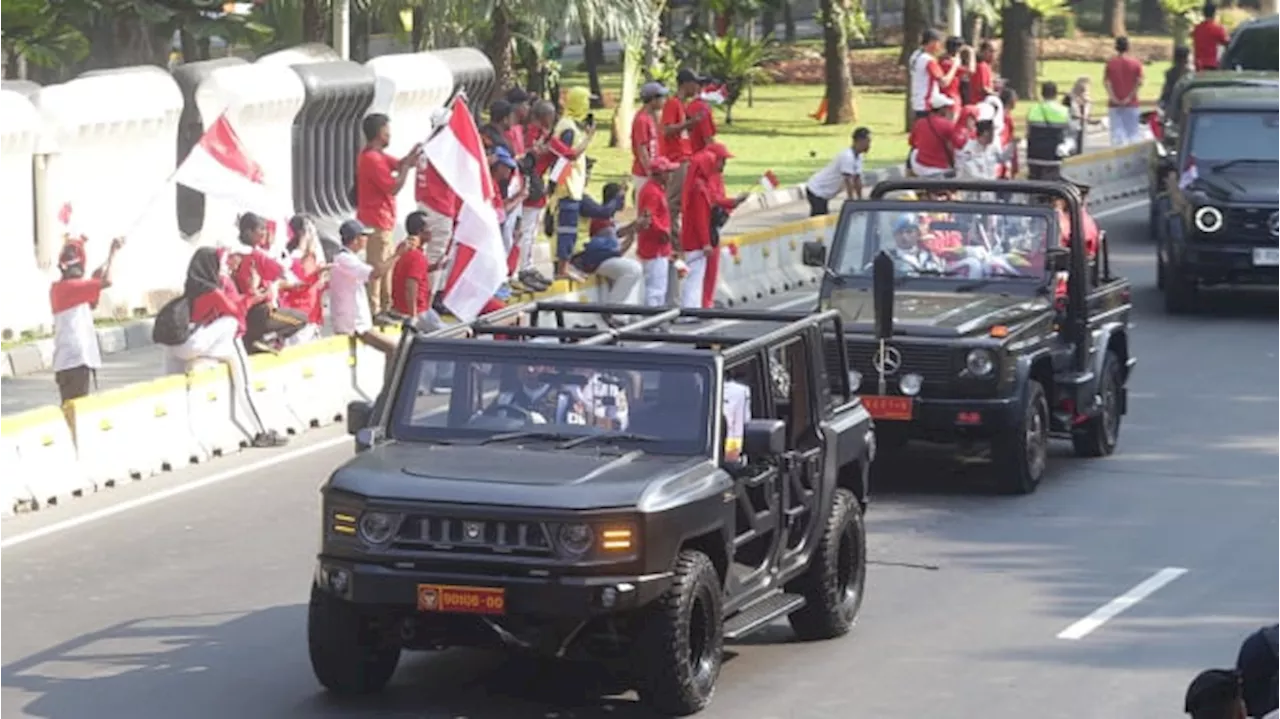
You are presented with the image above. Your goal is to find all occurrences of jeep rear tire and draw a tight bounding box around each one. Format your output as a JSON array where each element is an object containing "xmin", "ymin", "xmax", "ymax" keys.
[
  {"xmin": 787, "ymin": 487, "xmax": 866, "ymax": 641},
  {"xmin": 992, "ymin": 380, "xmax": 1049, "ymax": 495},
  {"xmin": 636, "ymin": 550, "xmax": 724, "ymax": 716},
  {"xmin": 307, "ymin": 586, "xmax": 401, "ymax": 695},
  {"xmin": 1071, "ymin": 351, "xmax": 1123, "ymax": 458}
]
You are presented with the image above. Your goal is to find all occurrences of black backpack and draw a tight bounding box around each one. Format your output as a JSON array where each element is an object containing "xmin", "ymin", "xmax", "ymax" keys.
[{"xmin": 152, "ymin": 295, "xmax": 193, "ymax": 346}]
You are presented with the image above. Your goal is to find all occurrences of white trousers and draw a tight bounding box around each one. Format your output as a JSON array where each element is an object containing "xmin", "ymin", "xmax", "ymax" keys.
[
  {"xmin": 165, "ymin": 316, "xmax": 268, "ymax": 440},
  {"xmin": 908, "ymin": 149, "xmax": 951, "ymax": 178},
  {"xmin": 284, "ymin": 323, "xmax": 321, "ymax": 347},
  {"xmin": 641, "ymin": 257, "xmax": 672, "ymax": 307},
  {"xmin": 518, "ymin": 206, "xmax": 545, "ymax": 273},
  {"xmin": 596, "ymin": 256, "xmax": 643, "ymax": 305},
  {"xmin": 1108, "ymin": 107, "xmax": 1142, "ymax": 147},
  {"xmin": 419, "ymin": 205, "xmax": 455, "ymax": 295},
  {"xmin": 681, "ymin": 249, "xmax": 708, "ymax": 309}
]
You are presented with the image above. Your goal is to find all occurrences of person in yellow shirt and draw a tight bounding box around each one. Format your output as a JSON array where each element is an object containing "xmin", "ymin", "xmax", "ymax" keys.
[{"xmin": 549, "ymin": 87, "xmax": 597, "ymax": 278}]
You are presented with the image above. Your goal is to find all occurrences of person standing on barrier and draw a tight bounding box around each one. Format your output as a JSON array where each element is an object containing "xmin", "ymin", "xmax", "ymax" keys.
[
  {"xmin": 631, "ymin": 82, "xmax": 667, "ymax": 203},
  {"xmin": 390, "ymin": 211, "xmax": 448, "ymax": 332},
  {"xmin": 415, "ymin": 121, "xmax": 462, "ymax": 301},
  {"xmin": 50, "ymin": 234, "xmax": 123, "ymax": 403},
  {"xmin": 549, "ymin": 87, "xmax": 596, "ymax": 279},
  {"xmin": 504, "ymin": 87, "xmax": 533, "ymax": 156},
  {"xmin": 514, "ymin": 100, "xmax": 557, "ymax": 291},
  {"xmin": 1192, "ymin": 3, "xmax": 1231, "ymax": 71},
  {"xmin": 969, "ymin": 41, "xmax": 997, "ymax": 104},
  {"xmin": 662, "ymin": 70, "xmax": 707, "ymax": 240},
  {"xmin": 805, "ymin": 127, "xmax": 871, "ymax": 216},
  {"xmin": 357, "ymin": 113, "xmax": 423, "ymax": 316},
  {"xmin": 636, "ymin": 156, "xmax": 680, "ymax": 307},
  {"xmin": 331, "ymin": 219, "xmax": 409, "ymax": 378},
  {"xmin": 179, "ymin": 247, "xmax": 288, "ymax": 449},
  {"xmin": 1025, "ymin": 82, "xmax": 1072, "ymax": 181},
  {"xmin": 680, "ymin": 142, "xmax": 748, "ymax": 313},
  {"xmin": 1103, "ymin": 37, "xmax": 1145, "ymax": 147},
  {"xmin": 232, "ymin": 212, "xmax": 307, "ymax": 353}
]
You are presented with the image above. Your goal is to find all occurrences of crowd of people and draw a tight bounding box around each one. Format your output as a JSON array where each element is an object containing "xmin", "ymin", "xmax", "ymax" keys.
[{"xmin": 1185, "ymin": 624, "xmax": 1278, "ymax": 719}]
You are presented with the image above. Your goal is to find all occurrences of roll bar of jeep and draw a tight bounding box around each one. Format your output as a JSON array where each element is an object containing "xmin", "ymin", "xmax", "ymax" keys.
[{"xmin": 866, "ymin": 177, "xmax": 1090, "ymax": 369}]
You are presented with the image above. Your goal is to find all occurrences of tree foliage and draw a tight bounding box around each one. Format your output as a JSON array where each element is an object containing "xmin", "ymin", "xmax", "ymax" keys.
[{"xmin": 692, "ymin": 31, "xmax": 777, "ymax": 122}]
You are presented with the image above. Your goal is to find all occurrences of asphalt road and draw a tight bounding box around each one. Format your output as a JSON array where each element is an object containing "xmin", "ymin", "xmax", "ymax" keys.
[{"xmin": 3, "ymin": 198, "xmax": 1276, "ymax": 719}]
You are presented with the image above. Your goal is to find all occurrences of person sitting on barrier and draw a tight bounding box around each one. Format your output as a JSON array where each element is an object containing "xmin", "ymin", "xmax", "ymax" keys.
[
  {"xmin": 176, "ymin": 247, "xmax": 288, "ymax": 449},
  {"xmin": 50, "ymin": 234, "xmax": 124, "ymax": 403},
  {"xmin": 679, "ymin": 142, "xmax": 749, "ymax": 312},
  {"xmin": 231, "ymin": 212, "xmax": 307, "ymax": 354},
  {"xmin": 278, "ymin": 214, "xmax": 328, "ymax": 347},
  {"xmin": 907, "ymin": 94, "xmax": 957, "ymax": 178},
  {"xmin": 330, "ymin": 219, "xmax": 409, "ymax": 378},
  {"xmin": 570, "ymin": 181, "xmax": 647, "ymax": 326}
]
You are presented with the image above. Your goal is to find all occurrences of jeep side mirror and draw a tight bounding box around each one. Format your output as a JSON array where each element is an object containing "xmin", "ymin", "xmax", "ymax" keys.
[
  {"xmin": 1046, "ymin": 246, "xmax": 1071, "ymax": 273},
  {"xmin": 743, "ymin": 418, "xmax": 787, "ymax": 457},
  {"xmin": 346, "ymin": 400, "xmax": 373, "ymax": 437},
  {"xmin": 802, "ymin": 241, "xmax": 827, "ymax": 268}
]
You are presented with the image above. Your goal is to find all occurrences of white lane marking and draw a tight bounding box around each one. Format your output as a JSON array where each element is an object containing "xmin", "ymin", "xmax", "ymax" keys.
[
  {"xmin": 1056, "ymin": 567, "xmax": 1188, "ymax": 640},
  {"xmin": 0, "ymin": 293, "xmax": 816, "ymax": 552},
  {"xmin": 1, "ymin": 435, "xmax": 352, "ymax": 551},
  {"xmin": 1092, "ymin": 198, "xmax": 1148, "ymax": 219}
]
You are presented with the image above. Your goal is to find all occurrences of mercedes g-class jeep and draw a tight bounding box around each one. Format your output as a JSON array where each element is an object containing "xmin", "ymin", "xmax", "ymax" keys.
[
  {"xmin": 803, "ymin": 178, "xmax": 1137, "ymax": 494},
  {"xmin": 308, "ymin": 302, "xmax": 876, "ymax": 716}
]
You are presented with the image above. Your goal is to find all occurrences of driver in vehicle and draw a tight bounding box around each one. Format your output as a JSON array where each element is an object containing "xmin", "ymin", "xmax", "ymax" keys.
[
  {"xmin": 488, "ymin": 364, "xmax": 565, "ymax": 423},
  {"xmin": 886, "ymin": 214, "xmax": 946, "ymax": 274}
]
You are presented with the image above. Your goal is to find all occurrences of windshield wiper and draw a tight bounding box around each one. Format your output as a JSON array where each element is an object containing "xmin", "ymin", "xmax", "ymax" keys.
[
  {"xmin": 1209, "ymin": 158, "xmax": 1277, "ymax": 172},
  {"xmin": 558, "ymin": 431, "xmax": 662, "ymax": 449},
  {"xmin": 479, "ymin": 430, "xmax": 578, "ymax": 445}
]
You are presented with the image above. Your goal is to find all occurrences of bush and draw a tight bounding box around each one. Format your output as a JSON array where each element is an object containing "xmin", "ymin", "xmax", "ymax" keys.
[{"xmin": 1046, "ymin": 12, "xmax": 1079, "ymax": 38}]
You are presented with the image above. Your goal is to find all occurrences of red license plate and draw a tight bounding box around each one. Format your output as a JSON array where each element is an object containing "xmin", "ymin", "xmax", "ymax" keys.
[
  {"xmin": 417, "ymin": 584, "xmax": 506, "ymax": 615},
  {"xmin": 859, "ymin": 395, "xmax": 914, "ymax": 421}
]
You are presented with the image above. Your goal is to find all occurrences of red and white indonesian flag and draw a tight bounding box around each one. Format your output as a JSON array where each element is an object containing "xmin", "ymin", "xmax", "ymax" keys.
[
  {"xmin": 700, "ymin": 84, "xmax": 727, "ymax": 105},
  {"xmin": 1178, "ymin": 156, "xmax": 1199, "ymax": 190},
  {"xmin": 425, "ymin": 97, "xmax": 507, "ymax": 321},
  {"xmin": 174, "ymin": 113, "xmax": 279, "ymax": 217},
  {"xmin": 548, "ymin": 156, "xmax": 573, "ymax": 185},
  {"xmin": 760, "ymin": 170, "xmax": 780, "ymax": 191}
]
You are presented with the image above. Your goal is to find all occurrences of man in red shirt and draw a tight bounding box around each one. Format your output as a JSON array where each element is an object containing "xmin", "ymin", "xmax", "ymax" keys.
[
  {"xmin": 637, "ymin": 157, "xmax": 680, "ymax": 307},
  {"xmin": 1103, "ymin": 37, "xmax": 1145, "ymax": 146},
  {"xmin": 631, "ymin": 82, "xmax": 667, "ymax": 202},
  {"xmin": 50, "ymin": 235, "xmax": 123, "ymax": 402},
  {"xmin": 503, "ymin": 87, "xmax": 532, "ymax": 155},
  {"xmin": 908, "ymin": 94, "xmax": 957, "ymax": 177},
  {"xmin": 686, "ymin": 83, "xmax": 718, "ymax": 154},
  {"xmin": 357, "ymin": 113, "xmax": 422, "ymax": 315},
  {"xmin": 514, "ymin": 100, "xmax": 557, "ymax": 291},
  {"xmin": 937, "ymin": 37, "xmax": 973, "ymax": 120},
  {"xmin": 1192, "ymin": 3, "xmax": 1231, "ymax": 70},
  {"xmin": 391, "ymin": 211, "xmax": 432, "ymax": 323},
  {"xmin": 661, "ymin": 69, "xmax": 708, "ymax": 237},
  {"xmin": 969, "ymin": 41, "xmax": 996, "ymax": 104}
]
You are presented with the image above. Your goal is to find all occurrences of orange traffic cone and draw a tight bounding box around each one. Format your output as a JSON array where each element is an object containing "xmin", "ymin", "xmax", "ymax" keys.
[{"xmin": 810, "ymin": 96, "xmax": 828, "ymax": 122}]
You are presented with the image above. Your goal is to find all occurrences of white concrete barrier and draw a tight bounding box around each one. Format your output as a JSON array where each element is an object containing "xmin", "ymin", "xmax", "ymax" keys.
[
  {"xmin": 1, "ymin": 405, "xmax": 93, "ymax": 507},
  {"xmin": 0, "ymin": 90, "xmax": 51, "ymax": 339},
  {"xmin": 193, "ymin": 63, "xmax": 306, "ymax": 248},
  {"xmin": 272, "ymin": 337, "xmax": 351, "ymax": 429},
  {"xmin": 366, "ymin": 52, "xmax": 455, "ymax": 242},
  {"xmin": 35, "ymin": 67, "xmax": 187, "ymax": 317},
  {"xmin": 185, "ymin": 365, "xmax": 248, "ymax": 459},
  {"xmin": 0, "ymin": 436, "xmax": 35, "ymax": 516}
]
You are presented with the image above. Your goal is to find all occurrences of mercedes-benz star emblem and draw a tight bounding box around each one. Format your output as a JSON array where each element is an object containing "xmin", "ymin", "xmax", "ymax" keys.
[
  {"xmin": 1269, "ymin": 211, "xmax": 1278, "ymax": 238},
  {"xmin": 873, "ymin": 346, "xmax": 902, "ymax": 375},
  {"xmin": 464, "ymin": 522, "xmax": 483, "ymax": 541}
]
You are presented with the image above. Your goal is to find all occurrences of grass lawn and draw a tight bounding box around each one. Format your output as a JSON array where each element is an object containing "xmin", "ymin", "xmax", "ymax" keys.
[{"xmin": 560, "ymin": 51, "xmax": 1164, "ymax": 196}]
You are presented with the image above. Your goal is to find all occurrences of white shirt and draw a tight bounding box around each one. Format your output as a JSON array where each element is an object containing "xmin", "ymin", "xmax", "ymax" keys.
[
  {"xmin": 908, "ymin": 49, "xmax": 937, "ymax": 113},
  {"xmin": 957, "ymin": 139, "xmax": 1003, "ymax": 181},
  {"xmin": 51, "ymin": 299, "xmax": 102, "ymax": 372},
  {"xmin": 722, "ymin": 381, "xmax": 751, "ymax": 463},
  {"xmin": 329, "ymin": 249, "xmax": 373, "ymax": 334},
  {"xmin": 807, "ymin": 148, "xmax": 863, "ymax": 200}
]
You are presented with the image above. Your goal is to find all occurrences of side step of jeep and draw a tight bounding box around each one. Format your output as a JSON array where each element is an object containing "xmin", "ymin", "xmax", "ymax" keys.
[{"xmin": 723, "ymin": 592, "xmax": 807, "ymax": 641}]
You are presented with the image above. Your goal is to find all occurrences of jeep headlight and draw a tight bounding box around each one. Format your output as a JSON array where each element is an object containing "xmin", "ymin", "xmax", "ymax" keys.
[
  {"xmin": 358, "ymin": 511, "xmax": 400, "ymax": 546},
  {"xmin": 1194, "ymin": 206, "xmax": 1224, "ymax": 234},
  {"xmin": 556, "ymin": 523, "xmax": 595, "ymax": 556},
  {"xmin": 965, "ymin": 349, "xmax": 996, "ymax": 378}
]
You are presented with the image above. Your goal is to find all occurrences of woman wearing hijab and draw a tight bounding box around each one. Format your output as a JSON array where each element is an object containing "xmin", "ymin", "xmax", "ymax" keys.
[
  {"xmin": 548, "ymin": 87, "xmax": 597, "ymax": 278},
  {"xmin": 167, "ymin": 247, "xmax": 288, "ymax": 448},
  {"xmin": 678, "ymin": 142, "xmax": 748, "ymax": 311}
]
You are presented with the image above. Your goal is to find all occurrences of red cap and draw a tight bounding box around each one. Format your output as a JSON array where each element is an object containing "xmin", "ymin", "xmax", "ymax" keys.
[{"xmin": 649, "ymin": 157, "xmax": 680, "ymax": 175}]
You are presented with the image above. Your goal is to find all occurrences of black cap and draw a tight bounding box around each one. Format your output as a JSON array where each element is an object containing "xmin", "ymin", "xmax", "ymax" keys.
[
  {"xmin": 405, "ymin": 211, "xmax": 428, "ymax": 237},
  {"xmin": 676, "ymin": 69, "xmax": 706, "ymax": 86},
  {"xmin": 505, "ymin": 86, "xmax": 532, "ymax": 104},
  {"xmin": 853, "ymin": 126, "xmax": 872, "ymax": 140},
  {"xmin": 1185, "ymin": 669, "xmax": 1242, "ymax": 713},
  {"xmin": 489, "ymin": 99, "xmax": 513, "ymax": 123},
  {"xmin": 339, "ymin": 219, "xmax": 373, "ymax": 244}
]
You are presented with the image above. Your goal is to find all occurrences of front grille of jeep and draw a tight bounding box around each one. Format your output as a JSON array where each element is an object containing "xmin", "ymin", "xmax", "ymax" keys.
[
  {"xmin": 823, "ymin": 339, "xmax": 999, "ymax": 399},
  {"xmin": 393, "ymin": 514, "xmax": 555, "ymax": 557},
  {"xmin": 1222, "ymin": 207, "xmax": 1279, "ymax": 245}
]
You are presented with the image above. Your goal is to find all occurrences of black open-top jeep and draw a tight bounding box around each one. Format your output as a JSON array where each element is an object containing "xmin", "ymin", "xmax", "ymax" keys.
[
  {"xmin": 802, "ymin": 177, "xmax": 1137, "ymax": 494},
  {"xmin": 309, "ymin": 302, "xmax": 876, "ymax": 716}
]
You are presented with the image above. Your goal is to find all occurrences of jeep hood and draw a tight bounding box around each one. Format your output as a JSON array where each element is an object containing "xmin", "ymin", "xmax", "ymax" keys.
[
  {"xmin": 327, "ymin": 442, "xmax": 715, "ymax": 510},
  {"xmin": 828, "ymin": 288, "xmax": 1051, "ymax": 338},
  {"xmin": 1192, "ymin": 165, "xmax": 1280, "ymax": 204}
]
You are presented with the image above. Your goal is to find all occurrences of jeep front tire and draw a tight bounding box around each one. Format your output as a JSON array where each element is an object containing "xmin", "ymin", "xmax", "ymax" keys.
[
  {"xmin": 635, "ymin": 550, "xmax": 724, "ymax": 716},
  {"xmin": 307, "ymin": 585, "xmax": 401, "ymax": 695},
  {"xmin": 992, "ymin": 380, "xmax": 1049, "ymax": 495},
  {"xmin": 787, "ymin": 487, "xmax": 866, "ymax": 640}
]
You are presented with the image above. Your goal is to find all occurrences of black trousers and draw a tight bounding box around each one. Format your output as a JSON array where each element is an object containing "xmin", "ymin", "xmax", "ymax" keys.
[
  {"xmin": 244, "ymin": 302, "xmax": 307, "ymax": 351},
  {"xmin": 55, "ymin": 365, "xmax": 93, "ymax": 403},
  {"xmin": 806, "ymin": 188, "xmax": 831, "ymax": 217}
]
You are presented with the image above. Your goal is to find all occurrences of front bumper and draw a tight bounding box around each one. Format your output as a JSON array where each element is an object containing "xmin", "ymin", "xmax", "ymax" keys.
[
  {"xmin": 866, "ymin": 395, "xmax": 1020, "ymax": 440},
  {"xmin": 1174, "ymin": 243, "xmax": 1280, "ymax": 288},
  {"xmin": 314, "ymin": 556, "xmax": 671, "ymax": 618}
]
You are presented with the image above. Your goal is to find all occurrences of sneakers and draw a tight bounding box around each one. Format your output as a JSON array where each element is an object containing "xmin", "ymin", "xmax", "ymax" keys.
[
  {"xmin": 493, "ymin": 283, "xmax": 513, "ymax": 301},
  {"xmin": 250, "ymin": 430, "xmax": 289, "ymax": 448},
  {"xmin": 516, "ymin": 269, "xmax": 552, "ymax": 292}
]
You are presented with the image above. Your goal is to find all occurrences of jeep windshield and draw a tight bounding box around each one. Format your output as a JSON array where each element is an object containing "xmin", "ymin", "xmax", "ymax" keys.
[
  {"xmin": 831, "ymin": 202, "xmax": 1054, "ymax": 287},
  {"xmin": 1187, "ymin": 111, "xmax": 1280, "ymax": 168},
  {"xmin": 388, "ymin": 343, "xmax": 715, "ymax": 455}
]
